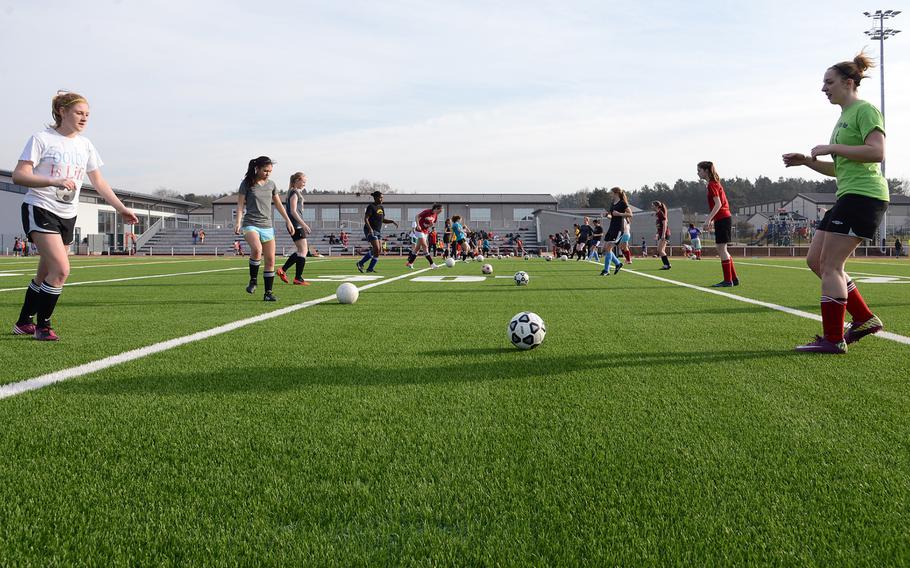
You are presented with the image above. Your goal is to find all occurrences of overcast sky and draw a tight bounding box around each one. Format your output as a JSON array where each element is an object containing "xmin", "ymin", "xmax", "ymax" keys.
[{"xmin": 2, "ymin": 0, "xmax": 907, "ymax": 196}]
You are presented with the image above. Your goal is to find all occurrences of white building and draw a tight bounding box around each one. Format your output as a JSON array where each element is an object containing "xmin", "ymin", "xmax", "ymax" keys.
[{"xmin": 1, "ymin": 169, "xmax": 201, "ymax": 253}]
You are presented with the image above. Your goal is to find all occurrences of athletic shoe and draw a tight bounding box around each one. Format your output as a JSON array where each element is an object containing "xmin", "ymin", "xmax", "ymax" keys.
[
  {"xmin": 613, "ymin": 262, "xmax": 623, "ymax": 275},
  {"xmin": 732, "ymin": 278, "xmax": 740, "ymax": 286},
  {"xmin": 659, "ymin": 265, "xmax": 671, "ymax": 270},
  {"xmin": 34, "ymin": 326, "xmax": 59, "ymax": 341},
  {"xmin": 795, "ymin": 335, "xmax": 847, "ymax": 354},
  {"xmin": 599, "ymin": 269, "xmax": 609, "ymax": 276},
  {"xmin": 13, "ymin": 322, "xmax": 36, "ymax": 335},
  {"xmin": 356, "ymin": 263, "xmax": 364, "ymax": 273},
  {"xmin": 246, "ymin": 279, "xmax": 257, "ymax": 294},
  {"xmin": 276, "ymin": 267, "xmax": 289, "ymax": 283},
  {"xmin": 431, "ymin": 263, "xmax": 441, "ymax": 269},
  {"xmin": 263, "ymin": 292, "xmax": 277, "ymax": 302},
  {"xmin": 405, "ymin": 263, "xmax": 414, "ymax": 270},
  {"xmin": 845, "ymin": 315, "xmax": 883, "ymax": 345},
  {"xmin": 711, "ymin": 281, "xmax": 733, "ymax": 288},
  {"xmin": 292, "ymin": 278, "xmax": 310, "ymax": 286},
  {"xmin": 366, "ymin": 269, "xmax": 377, "ymax": 273}
]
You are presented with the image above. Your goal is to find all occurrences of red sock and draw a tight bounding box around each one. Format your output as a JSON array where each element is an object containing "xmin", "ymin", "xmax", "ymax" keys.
[
  {"xmin": 729, "ymin": 258, "xmax": 738, "ymax": 280},
  {"xmin": 845, "ymin": 280, "xmax": 874, "ymax": 322},
  {"xmin": 623, "ymin": 249, "xmax": 631, "ymax": 263},
  {"xmin": 721, "ymin": 259, "xmax": 732, "ymax": 282},
  {"xmin": 695, "ymin": 250, "xmax": 701, "ymax": 259},
  {"xmin": 820, "ymin": 297, "xmax": 847, "ymax": 342}
]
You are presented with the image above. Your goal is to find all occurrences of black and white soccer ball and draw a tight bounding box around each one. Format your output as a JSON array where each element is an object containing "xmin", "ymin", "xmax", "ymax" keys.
[
  {"xmin": 508, "ymin": 311, "xmax": 546, "ymax": 350},
  {"xmin": 514, "ymin": 271, "xmax": 529, "ymax": 286}
]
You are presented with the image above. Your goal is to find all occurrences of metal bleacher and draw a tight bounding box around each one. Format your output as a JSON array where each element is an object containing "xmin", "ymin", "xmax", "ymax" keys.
[{"xmin": 139, "ymin": 224, "xmax": 541, "ymax": 257}]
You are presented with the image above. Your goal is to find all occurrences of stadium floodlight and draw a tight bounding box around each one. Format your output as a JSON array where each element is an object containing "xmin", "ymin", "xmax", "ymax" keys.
[{"xmin": 863, "ymin": 9, "xmax": 901, "ymax": 244}]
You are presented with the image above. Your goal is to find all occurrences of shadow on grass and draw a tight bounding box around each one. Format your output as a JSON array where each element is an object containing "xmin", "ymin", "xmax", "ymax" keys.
[{"xmin": 62, "ymin": 348, "xmax": 794, "ymax": 397}]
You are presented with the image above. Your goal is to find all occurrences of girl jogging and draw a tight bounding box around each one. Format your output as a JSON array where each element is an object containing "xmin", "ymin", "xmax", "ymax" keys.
[
  {"xmin": 652, "ymin": 201, "xmax": 671, "ymax": 270},
  {"xmin": 277, "ymin": 171, "xmax": 312, "ymax": 286},
  {"xmin": 234, "ymin": 156, "xmax": 295, "ymax": 301},
  {"xmin": 783, "ymin": 51, "xmax": 888, "ymax": 354},
  {"xmin": 11, "ymin": 91, "xmax": 138, "ymax": 340}
]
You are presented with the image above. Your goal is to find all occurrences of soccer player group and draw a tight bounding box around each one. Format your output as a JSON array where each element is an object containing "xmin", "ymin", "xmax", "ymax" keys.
[{"xmin": 8, "ymin": 52, "xmax": 889, "ymax": 353}]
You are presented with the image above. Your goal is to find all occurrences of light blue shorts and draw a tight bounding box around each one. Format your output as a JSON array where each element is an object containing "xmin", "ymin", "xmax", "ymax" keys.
[
  {"xmin": 618, "ymin": 233, "xmax": 631, "ymax": 244},
  {"xmin": 242, "ymin": 226, "xmax": 275, "ymax": 243}
]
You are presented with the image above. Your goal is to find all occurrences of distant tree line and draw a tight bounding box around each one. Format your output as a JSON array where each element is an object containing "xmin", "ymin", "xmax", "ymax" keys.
[{"xmin": 559, "ymin": 177, "xmax": 907, "ymax": 214}]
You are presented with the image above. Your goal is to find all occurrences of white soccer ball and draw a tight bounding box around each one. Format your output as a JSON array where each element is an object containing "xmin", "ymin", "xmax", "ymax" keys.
[
  {"xmin": 481, "ymin": 263, "xmax": 493, "ymax": 274},
  {"xmin": 560, "ymin": 255, "xmax": 568, "ymax": 261},
  {"xmin": 337, "ymin": 282, "xmax": 359, "ymax": 304},
  {"xmin": 514, "ymin": 271, "xmax": 530, "ymax": 286},
  {"xmin": 507, "ymin": 311, "xmax": 547, "ymax": 350},
  {"xmin": 476, "ymin": 255, "xmax": 485, "ymax": 263},
  {"xmin": 445, "ymin": 257, "xmax": 456, "ymax": 268},
  {"xmin": 524, "ymin": 255, "xmax": 530, "ymax": 260},
  {"xmin": 546, "ymin": 256, "xmax": 552, "ymax": 262}
]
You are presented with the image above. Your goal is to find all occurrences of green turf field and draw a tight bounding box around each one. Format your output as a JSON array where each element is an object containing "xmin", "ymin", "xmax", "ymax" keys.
[{"xmin": 1, "ymin": 254, "xmax": 908, "ymax": 565}]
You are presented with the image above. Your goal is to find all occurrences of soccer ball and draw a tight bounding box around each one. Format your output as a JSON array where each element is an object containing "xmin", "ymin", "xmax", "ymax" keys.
[
  {"xmin": 337, "ymin": 282, "xmax": 359, "ymax": 304},
  {"xmin": 560, "ymin": 255, "xmax": 568, "ymax": 261},
  {"xmin": 524, "ymin": 255, "xmax": 530, "ymax": 260},
  {"xmin": 476, "ymin": 255, "xmax": 485, "ymax": 263},
  {"xmin": 445, "ymin": 257, "xmax": 456, "ymax": 268},
  {"xmin": 546, "ymin": 256, "xmax": 552, "ymax": 262},
  {"xmin": 481, "ymin": 263, "xmax": 493, "ymax": 274},
  {"xmin": 508, "ymin": 312, "xmax": 546, "ymax": 350},
  {"xmin": 514, "ymin": 271, "xmax": 529, "ymax": 286}
]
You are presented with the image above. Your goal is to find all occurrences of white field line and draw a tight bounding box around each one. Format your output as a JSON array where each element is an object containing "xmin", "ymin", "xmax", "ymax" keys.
[
  {"xmin": 0, "ymin": 266, "xmax": 431, "ymax": 400},
  {"xmin": 736, "ymin": 261, "xmax": 910, "ymax": 280},
  {"xmin": 0, "ymin": 260, "xmax": 329, "ymax": 293},
  {"xmin": 586, "ymin": 260, "xmax": 910, "ymax": 346}
]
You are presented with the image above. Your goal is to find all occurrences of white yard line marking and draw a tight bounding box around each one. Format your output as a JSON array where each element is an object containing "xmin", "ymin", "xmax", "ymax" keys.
[
  {"xmin": 586, "ymin": 260, "xmax": 910, "ymax": 346},
  {"xmin": 0, "ymin": 260, "xmax": 328, "ymax": 293},
  {"xmin": 736, "ymin": 260, "xmax": 910, "ymax": 280},
  {"xmin": 0, "ymin": 266, "xmax": 431, "ymax": 400}
]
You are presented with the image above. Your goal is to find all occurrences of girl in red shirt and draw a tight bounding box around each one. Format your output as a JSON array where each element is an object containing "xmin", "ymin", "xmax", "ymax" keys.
[{"xmin": 697, "ymin": 161, "xmax": 738, "ymax": 287}]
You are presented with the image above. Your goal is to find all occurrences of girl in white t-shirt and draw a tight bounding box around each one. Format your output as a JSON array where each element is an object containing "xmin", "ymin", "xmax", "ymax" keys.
[{"xmin": 11, "ymin": 91, "xmax": 138, "ymax": 341}]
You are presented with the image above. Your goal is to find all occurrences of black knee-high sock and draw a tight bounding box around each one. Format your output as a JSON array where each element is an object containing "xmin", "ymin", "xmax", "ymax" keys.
[
  {"xmin": 17, "ymin": 279, "xmax": 41, "ymax": 324},
  {"xmin": 425, "ymin": 254, "xmax": 433, "ymax": 266},
  {"xmin": 295, "ymin": 255, "xmax": 306, "ymax": 280},
  {"xmin": 661, "ymin": 255, "xmax": 670, "ymax": 267},
  {"xmin": 264, "ymin": 271, "xmax": 275, "ymax": 293},
  {"xmin": 407, "ymin": 252, "xmax": 417, "ymax": 264},
  {"xmin": 282, "ymin": 252, "xmax": 298, "ymax": 272},
  {"xmin": 36, "ymin": 281, "xmax": 63, "ymax": 328},
  {"xmin": 249, "ymin": 259, "xmax": 261, "ymax": 281}
]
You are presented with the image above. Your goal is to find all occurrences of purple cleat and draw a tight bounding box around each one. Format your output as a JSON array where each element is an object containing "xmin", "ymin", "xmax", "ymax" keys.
[
  {"xmin": 795, "ymin": 335, "xmax": 846, "ymax": 354},
  {"xmin": 844, "ymin": 315, "xmax": 883, "ymax": 345}
]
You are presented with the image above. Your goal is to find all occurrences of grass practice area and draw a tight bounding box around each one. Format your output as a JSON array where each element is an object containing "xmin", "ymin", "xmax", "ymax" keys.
[{"xmin": 1, "ymin": 254, "xmax": 908, "ymax": 565}]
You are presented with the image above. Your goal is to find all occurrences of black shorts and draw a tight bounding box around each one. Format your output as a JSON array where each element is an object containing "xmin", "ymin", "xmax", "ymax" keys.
[
  {"xmin": 817, "ymin": 194, "xmax": 888, "ymax": 240},
  {"xmin": 22, "ymin": 203, "xmax": 76, "ymax": 245},
  {"xmin": 290, "ymin": 227, "xmax": 310, "ymax": 242},
  {"xmin": 714, "ymin": 216, "xmax": 733, "ymax": 244},
  {"xmin": 604, "ymin": 228, "xmax": 620, "ymax": 242}
]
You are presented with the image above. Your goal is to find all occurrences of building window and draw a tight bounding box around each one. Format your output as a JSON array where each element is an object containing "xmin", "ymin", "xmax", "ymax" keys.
[
  {"xmin": 340, "ymin": 207, "xmax": 359, "ymax": 214},
  {"xmin": 470, "ymin": 208, "xmax": 491, "ymax": 222},
  {"xmin": 383, "ymin": 208, "xmax": 401, "ymax": 222},
  {"xmin": 513, "ymin": 208, "xmax": 535, "ymax": 221},
  {"xmin": 322, "ymin": 208, "xmax": 339, "ymax": 221},
  {"xmin": 98, "ymin": 211, "xmax": 116, "ymax": 234},
  {"xmin": 301, "ymin": 208, "xmax": 316, "ymax": 222}
]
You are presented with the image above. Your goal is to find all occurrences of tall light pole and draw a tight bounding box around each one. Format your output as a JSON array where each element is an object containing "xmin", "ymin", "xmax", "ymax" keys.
[{"xmin": 863, "ymin": 9, "xmax": 901, "ymax": 245}]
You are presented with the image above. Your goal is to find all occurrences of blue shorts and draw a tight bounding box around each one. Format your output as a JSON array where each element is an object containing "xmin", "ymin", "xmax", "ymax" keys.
[
  {"xmin": 242, "ymin": 226, "xmax": 275, "ymax": 243},
  {"xmin": 363, "ymin": 226, "xmax": 382, "ymax": 241},
  {"xmin": 618, "ymin": 233, "xmax": 631, "ymax": 244}
]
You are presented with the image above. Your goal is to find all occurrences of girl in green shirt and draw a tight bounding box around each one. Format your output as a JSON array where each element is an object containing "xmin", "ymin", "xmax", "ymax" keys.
[{"xmin": 783, "ymin": 52, "xmax": 888, "ymax": 354}]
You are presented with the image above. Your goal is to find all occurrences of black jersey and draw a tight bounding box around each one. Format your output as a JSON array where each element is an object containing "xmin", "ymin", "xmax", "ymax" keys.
[
  {"xmin": 578, "ymin": 224, "xmax": 594, "ymax": 242},
  {"xmin": 365, "ymin": 202, "xmax": 385, "ymax": 231},
  {"xmin": 592, "ymin": 225, "xmax": 604, "ymax": 240},
  {"xmin": 286, "ymin": 189, "xmax": 305, "ymax": 229},
  {"xmin": 609, "ymin": 201, "xmax": 629, "ymax": 233}
]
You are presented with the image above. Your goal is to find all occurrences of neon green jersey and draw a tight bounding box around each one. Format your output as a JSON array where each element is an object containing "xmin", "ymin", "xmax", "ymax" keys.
[{"xmin": 830, "ymin": 100, "xmax": 888, "ymax": 202}]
